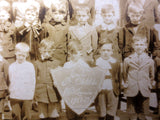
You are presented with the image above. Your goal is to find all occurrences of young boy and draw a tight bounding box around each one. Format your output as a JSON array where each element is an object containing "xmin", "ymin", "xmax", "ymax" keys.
[
  {"xmin": 97, "ymin": 4, "xmax": 122, "ymax": 61},
  {"xmin": 120, "ymin": 2, "xmax": 153, "ymax": 59},
  {"xmin": 0, "ymin": 44, "xmax": 9, "ymax": 115},
  {"xmin": 42, "ymin": 0, "xmax": 68, "ymax": 66},
  {"xmin": 68, "ymin": 6, "xmax": 98, "ymax": 65},
  {"xmin": 152, "ymin": 4, "xmax": 160, "ymax": 114},
  {"xmin": 120, "ymin": 0, "xmax": 159, "ymax": 27},
  {"xmin": 34, "ymin": 39, "xmax": 61, "ymax": 120},
  {"xmin": 123, "ymin": 35, "xmax": 155, "ymax": 120},
  {"xmin": 0, "ymin": 0, "xmax": 16, "ymax": 64},
  {"xmin": 95, "ymin": 43, "xmax": 121, "ymax": 120},
  {"xmin": 16, "ymin": 1, "xmax": 41, "ymax": 60},
  {"xmin": 9, "ymin": 42, "xmax": 36, "ymax": 120}
]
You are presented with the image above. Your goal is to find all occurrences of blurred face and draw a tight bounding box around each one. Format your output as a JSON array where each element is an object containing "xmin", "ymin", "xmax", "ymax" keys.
[
  {"xmin": 39, "ymin": 47, "xmax": 52, "ymax": 61},
  {"xmin": 133, "ymin": 40, "xmax": 147, "ymax": 55},
  {"xmin": 16, "ymin": 51, "xmax": 28, "ymax": 64},
  {"xmin": 102, "ymin": 12, "xmax": 114, "ymax": 25},
  {"xmin": 51, "ymin": 6, "xmax": 67, "ymax": 22},
  {"xmin": 25, "ymin": 10, "xmax": 37, "ymax": 24},
  {"xmin": 101, "ymin": 44, "xmax": 113, "ymax": 60},
  {"xmin": 128, "ymin": 12, "xmax": 142, "ymax": 25},
  {"xmin": 76, "ymin": 10, "xmax": 89, "ymax": 25},
  {"xmin": 0, "ymin": 10, "xmax": 10, "ymax": 23}
]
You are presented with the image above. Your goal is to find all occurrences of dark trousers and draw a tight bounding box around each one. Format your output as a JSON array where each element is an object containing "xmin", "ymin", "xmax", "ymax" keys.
[{"xmin": 127, "ymin": 92, "xmax": 149, "ymax": 120}]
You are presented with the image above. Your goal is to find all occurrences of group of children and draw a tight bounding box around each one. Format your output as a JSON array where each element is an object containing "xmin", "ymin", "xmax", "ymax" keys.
[{"xmin": 0, "ymin": 0, "xmax": 159, "ymax": 120}]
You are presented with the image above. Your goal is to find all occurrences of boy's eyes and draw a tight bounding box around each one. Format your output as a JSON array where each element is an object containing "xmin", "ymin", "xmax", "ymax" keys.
[
  {"xmin": 59, "ymin": 10, "xmax": 66, "ymax": 14},
  {"xmin": 129, "ymin": 13, "xmax": 141, "ymax": 17},
  {"xmin": 103, "ymin": 14, "xmax": 113, "ymax": 17},
  {"xmin": 52, "ymin": 9, "xmax": 66, "ymax": 14},
  {"xmin": 101, "ymin": 49, "xmax": 111, "ymax": 52}
]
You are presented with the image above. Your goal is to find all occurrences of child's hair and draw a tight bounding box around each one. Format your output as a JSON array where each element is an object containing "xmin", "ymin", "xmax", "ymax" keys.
[
  {"xmin": 25, "ymin": 6, "xmax": 38, "ymax": 15},
  {"xmin": 25, "ymin": 1, "xmax": 40, "ymax": 15},
  {"xmin": 101, "ymin": 4, "xmax": 115, "ymax": 15},
  {"xmin": 51, "ymin": 0, "xmax": 68, "ymax": 12},
  {"xmin": 15, "ymin": 42, "xmax": 30, "ymax": 53},
  {"xmin": 75, "ymin": 6, "xmax": 90, "ymax": 16},
  {"xmin": 39, "ymin": 39, "xmax": 54, "ymax": 51},
  {"xmin": 0, "ymin": 0, "xmax": 11, "ymax": 16},
  {"xmin": 44, "ymin": 1, "xmax": 68, "ymax": 23},
  {"xmin": 132, "ymin": 34, "xmax": 147, "ymax": 43},
  {"xmin": 127, "ymin": 2, "xmax": 144, "ymax": 14},
  {"xmin": 0, "ymin": 0, "xmax": 10, "ymax": 15}
]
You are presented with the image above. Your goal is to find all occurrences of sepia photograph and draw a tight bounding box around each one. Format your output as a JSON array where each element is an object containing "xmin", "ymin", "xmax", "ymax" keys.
[{"xmin": 0, "ymin": 0, "xmax": 159, "ymax": 120}]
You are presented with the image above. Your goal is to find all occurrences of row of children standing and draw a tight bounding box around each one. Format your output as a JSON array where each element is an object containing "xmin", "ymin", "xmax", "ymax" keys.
[{"xmin": 0, "ymin": 0, "xmax": 159, "ymax": 120}]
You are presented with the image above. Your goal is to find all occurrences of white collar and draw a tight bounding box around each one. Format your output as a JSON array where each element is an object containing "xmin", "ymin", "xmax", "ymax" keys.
[
  {"xmin": 99, "ymin": 57, "xmax": 116, "ymax": 63},
  {"xmin": 133, "ymin": 52, "xmax": 147, "ymax": 58},
  {"xmin": 101, "ymin": 23, "xmax": 116, "ymax": 31}
]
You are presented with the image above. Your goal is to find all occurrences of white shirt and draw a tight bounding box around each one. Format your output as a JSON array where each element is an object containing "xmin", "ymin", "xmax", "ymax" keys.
[
  {"xmin": 96, "ymin": 57, "xmax": 116, "ymax": 90},
  {"xmin": 9, "ymin": 61, "xmax": 36, "ymax": 100}
]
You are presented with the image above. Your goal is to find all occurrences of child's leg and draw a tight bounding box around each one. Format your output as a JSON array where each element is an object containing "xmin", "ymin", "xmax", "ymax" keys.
[
  {"xmin": 48, "ymin": 102, "xmax": 60, "ymax": 118},
  {"xmin": 127, "ymin": 97, "xmax": 137, "ymax": 120},
  {"xmin": 23, "ymin": 100, "xmax": 32, "ymax": 120},
  {"xmin": 136, "ymin": 93, "xmax": 150, "ymax": 120},
  {"xmin": 38, "ymin": 102, "xmax": 48, "ymax": 119},
  {"xmin": 106, "ymin": 90, "xmax": 119, "ymax": 120},
  {"xmin": 10, "ymin": 100, "xmax": 22, "ymax": 120},
  {"xmin": 97, "ymin": 90, "xmax": 107, "ymax": 120}
]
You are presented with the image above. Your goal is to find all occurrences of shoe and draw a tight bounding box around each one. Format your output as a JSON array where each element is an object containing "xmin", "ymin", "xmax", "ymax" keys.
[
  {"xmin": 105, "ymin": 114, "xmax": 114, "ymax": 120},
  {"xmin": 99, "ymin": 117, "xmax": 105, "ymax": 120}
]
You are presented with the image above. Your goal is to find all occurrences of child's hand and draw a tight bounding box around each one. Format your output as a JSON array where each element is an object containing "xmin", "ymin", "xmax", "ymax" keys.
[
  {"xmin": 32, "ymin": 100, "xmax": 38, "ymax": 112},
  {"xmin": 122, "ymin": 82, "xmax": 128, "ymax": 89}
]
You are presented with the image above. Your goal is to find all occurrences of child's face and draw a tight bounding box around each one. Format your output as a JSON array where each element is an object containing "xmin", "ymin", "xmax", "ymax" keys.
[
  {"xmin": 25, "ymin": 10, "xmax": 37, "ymax": 24},
  {"xmin": 51, "ymin": 7, "xmax": 67, "ymax": 22},
  {"xmin": 101, "ymin": 44, "xmax": 113, "ymax": 60},
  {"xmin": 128, "ymin": 12, "xmax": 142, "ymax": 25},
  {"xmin": 16, "ymin": 51, "xmax": 27, "ymax": 64},
  {"xmin": 133, "ymin": 40, "xmax": 147, "ymax": 55},
  {"xmin": 102, "ymin": 12, "xmax": 114, "ymax": 25},
  {"xmin": 76, "ymin": 10, "xmax": 89, "ymax": 25},
  {"xmin": 39, "ymin": 47, "xmax": 52, "ymax": 61},
  {"xmin": 0, "ymin": 10, "xmax": 10, "ymax": 23}
]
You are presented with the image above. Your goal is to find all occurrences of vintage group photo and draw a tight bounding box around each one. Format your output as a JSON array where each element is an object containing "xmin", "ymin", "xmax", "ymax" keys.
[{"xmin": 0, "ymin": 0, "xmax": 159, "ymax": 120}]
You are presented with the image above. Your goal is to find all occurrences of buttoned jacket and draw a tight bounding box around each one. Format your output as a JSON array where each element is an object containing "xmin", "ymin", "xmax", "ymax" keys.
[
  {"xmin": 34, "ymin": 60, "xmax": 61, "ymax": 103},
  {"xmin": 123, "ymin": 53, "xmax": 154, "ymax": 97}
]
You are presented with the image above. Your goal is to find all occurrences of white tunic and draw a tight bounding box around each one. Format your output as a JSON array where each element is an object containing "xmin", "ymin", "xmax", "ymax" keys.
[
  {"xmin": 9, "ymin": 61, "xmax": 36, "ymax": 100},
  {"xmin": 96, "ymin": 57, "xmax": 116, "ymax": 90}
]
